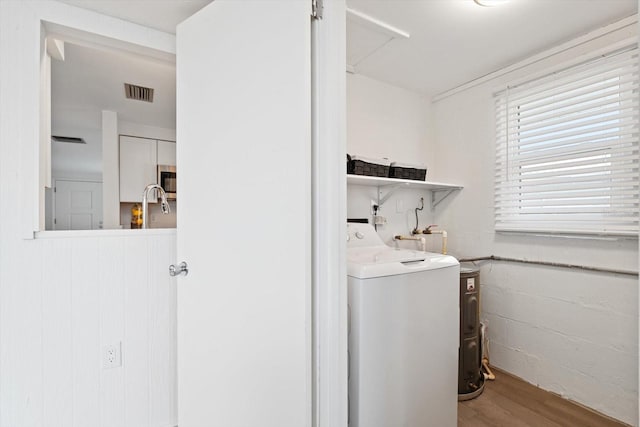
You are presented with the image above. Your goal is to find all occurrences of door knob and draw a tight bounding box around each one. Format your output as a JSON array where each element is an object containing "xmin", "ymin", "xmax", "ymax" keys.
[{"xmin": 169, "ymin": 261, "xmax": 189, "ymax": 277}]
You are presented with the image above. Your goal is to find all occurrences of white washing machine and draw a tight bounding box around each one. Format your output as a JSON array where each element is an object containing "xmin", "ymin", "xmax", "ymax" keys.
[{"xmin": 347, "ymin": 223, "xmax": 459, "ymax": 427}]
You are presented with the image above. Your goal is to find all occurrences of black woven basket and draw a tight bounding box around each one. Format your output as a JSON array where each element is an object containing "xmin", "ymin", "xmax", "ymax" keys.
[
  {"xmin": 347, "ymin": 154, "xmax": 390, "ymax": 177},
  {"xmin": 389, "ymin": 165, "xmax": 426, "ymax": 181}
]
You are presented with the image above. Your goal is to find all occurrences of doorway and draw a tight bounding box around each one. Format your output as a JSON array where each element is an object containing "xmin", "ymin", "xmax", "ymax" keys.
[{"xmin": 51, "ymin": 179, "xmax": 102, "ymax": 230}]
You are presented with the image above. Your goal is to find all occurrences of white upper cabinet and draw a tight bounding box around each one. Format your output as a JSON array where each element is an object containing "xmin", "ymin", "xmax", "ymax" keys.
[
  {"xmin": 119, "ymin": 136, "xmax": 177, "ymax": 203},
  {"xmin": 119, "ymin": 135, "xmax": 158, "ymax": 203},
  {"xmin": 157, "ymin": 140, "xmax": 177, "ymax": 166}
]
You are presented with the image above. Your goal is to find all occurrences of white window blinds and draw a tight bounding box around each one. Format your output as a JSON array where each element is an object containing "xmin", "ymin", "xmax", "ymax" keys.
[{"xmin": 495, "ymin": 46, "xmax": 639, "ymax": 236}]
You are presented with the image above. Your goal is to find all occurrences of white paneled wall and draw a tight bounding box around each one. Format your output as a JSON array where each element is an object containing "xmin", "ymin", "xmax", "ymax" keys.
[
  {"xmin": 12, "ymin": 231, "xmax": 177, "ymax": 427},
  {"xmin": 32, "ymin": 232, "xmax": 177, "ymax": 427},
  {"xmin": 0, "ymin": 4, "xmax": 178, "ymax": 425}
]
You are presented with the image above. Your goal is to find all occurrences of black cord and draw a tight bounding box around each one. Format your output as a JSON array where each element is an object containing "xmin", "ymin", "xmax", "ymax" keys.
[
  {"xmin": 413, "ymin": 197, "xmax": 424, "ymax": 234},
  {"xmin": 373, "ymin": 204, "xmax": 379, "ymax": 231}
]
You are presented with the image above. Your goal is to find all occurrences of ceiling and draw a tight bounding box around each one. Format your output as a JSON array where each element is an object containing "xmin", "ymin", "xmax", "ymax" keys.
[
  {"xmin": 347, "ymin": 0, "xmax": 637, "ymax": 95},
  {"xmin": 51, "ymin": 42, "xmax": 176, "ymax": 176},
  {"xmin": 57, "ymin": 0, "xmax": 212, "ymax": 34},
  {"xmin": 52, "ymin": 42, "xmax": 176, "ymax": 130},
  {"xmin": 51, "ymin": 0, "xmax": 637, "ymax": 176},
  {"xmin": 57, "ymin": 0, "xmax": 638, "ymax": 97}
]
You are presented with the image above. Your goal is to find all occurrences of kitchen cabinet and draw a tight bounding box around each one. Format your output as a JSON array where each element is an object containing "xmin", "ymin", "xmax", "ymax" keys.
[
  {"xmin": 157, "ymin": 140, "xmax": 176, "ymax": 166},
  {"xmin": 119, "ymin": 136, "xmax": 176, "ymax": 203},
  {"xmin": 119, "ymin": 136, "xmax": 157, "ymax": 203}
]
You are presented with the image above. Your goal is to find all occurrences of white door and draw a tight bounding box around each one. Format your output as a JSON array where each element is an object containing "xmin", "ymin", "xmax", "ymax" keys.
[
  {"xmin": 176, "ymin": 1, "xmax": 312, "ymax": 426},
  {"xmin": 53, "ymin": 179, "xmax": 103, "ymax": 230}
]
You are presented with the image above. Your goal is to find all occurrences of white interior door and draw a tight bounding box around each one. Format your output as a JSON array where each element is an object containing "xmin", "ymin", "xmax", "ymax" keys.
[
  {"xmin": 176, "ymin": 1, "xmax": 312, "ymax": 426},
  {"xmin": 53, "ymin": 179, "xmax": 103, "ymax": 230}
]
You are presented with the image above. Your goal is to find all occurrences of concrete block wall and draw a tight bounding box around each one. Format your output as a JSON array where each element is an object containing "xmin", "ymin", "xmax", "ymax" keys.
[
  {"xmin": 480, "ymin": 262, "xmax": 637, "ymax": 421},
  {"xmin": 431, "ymin": 20, "xmax": 639, "ymax": 425}
]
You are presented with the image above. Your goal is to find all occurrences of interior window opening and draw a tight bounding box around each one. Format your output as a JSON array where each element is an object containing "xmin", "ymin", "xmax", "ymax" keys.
[{"xmin": 41, "ymin": 25, "xmax": 177, "ymax": 232}]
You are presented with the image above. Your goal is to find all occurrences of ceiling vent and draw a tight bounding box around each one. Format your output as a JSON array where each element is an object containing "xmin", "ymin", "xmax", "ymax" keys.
[
  {"xmin": 51, "ymin": 135, "xmax": 86, "ymax": 144},
  {"xmin": 124, "ymin": 83, "xmax": 154, "ymax": 103}
]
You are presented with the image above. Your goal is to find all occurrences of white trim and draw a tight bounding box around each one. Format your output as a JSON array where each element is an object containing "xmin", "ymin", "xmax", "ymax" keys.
[
  {"xmin": 491, "ymin": 37, "xmax": 638, "ymax": 96},
  {"xmin": 22, "ymin": 0, "xmax": 176, "ymax": 239},
  {"xmin": 313, "ymin": 1, "xmax": 348, "ymax": 426},
  {"xmin": 346, "ymin": 7, "xmax": 410, "ymax": 39},
  {"xmin": 36, "ymin": 228, "xmax": 175, "ymax": 239},
  {"xmin": 433, "ymin": 14, "xmax": 638, "ymax": 102}
]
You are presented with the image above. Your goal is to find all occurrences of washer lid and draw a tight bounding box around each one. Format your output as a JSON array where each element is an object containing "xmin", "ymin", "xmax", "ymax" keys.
[{"xmin": 347, "ymin": 246, "xmax": 459, "ymax": 279}]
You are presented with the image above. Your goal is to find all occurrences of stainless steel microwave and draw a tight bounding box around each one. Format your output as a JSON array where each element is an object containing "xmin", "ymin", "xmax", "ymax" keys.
[{"xmin": 157, "ymin": 165, "xmax": 176, "ymax": 200}]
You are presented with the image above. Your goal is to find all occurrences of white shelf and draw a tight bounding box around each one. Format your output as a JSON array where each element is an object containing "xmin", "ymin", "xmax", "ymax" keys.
[
  {"xmin": 347, "ymin": 174, "xmax": 463, "ymax": 208},
  {"xmin": 347, "ymin": 174, "xmax": 462, "ymax": 191}
]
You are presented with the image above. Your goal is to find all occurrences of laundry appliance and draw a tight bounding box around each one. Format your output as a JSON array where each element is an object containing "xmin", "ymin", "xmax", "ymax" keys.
[{"xmin": 347, "ymin": 222, "xmax": 459, "ymax": 427}]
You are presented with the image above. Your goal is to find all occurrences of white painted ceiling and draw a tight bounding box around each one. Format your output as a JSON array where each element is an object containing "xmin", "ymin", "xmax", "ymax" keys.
[
  {"xmin": 51, "ymin": 42, "xmax": 176, "ymax": 176},
  {"xmin": 57, "ymin": 0, "xmax": 638, "ymax": 98},
  {"xmin": 56, "ymin": 0, "xmax": 212, "ymax": 34},
  {"xmin": 51, "ymin": 0, "xmax": 637, "ymax": 176},
  {"xmin": 347, "ymin": 0, "xmax": 638, "ymax": 95},
  {"xmin": 52, "ymin": 42, "xmax": 176, "ymax": 130}
]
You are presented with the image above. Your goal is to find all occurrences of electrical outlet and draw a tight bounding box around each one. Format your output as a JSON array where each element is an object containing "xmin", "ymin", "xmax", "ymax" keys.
[
  {"xmin": 103, "ymin": 342, "xmax": 122, "ymax": 369},
  {"xmin": 370, "ymin": 199, "xmax": 378, "ymax": 215}
]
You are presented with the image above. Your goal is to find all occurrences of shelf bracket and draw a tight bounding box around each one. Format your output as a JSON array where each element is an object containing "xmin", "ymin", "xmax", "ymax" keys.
[
  {"xmin": 377, "ymin": 184, "xmax": 403, "ymax": 207},
  {"xmin": 431, "ymin": 188, "xmax": 459, "ymax": 209}
]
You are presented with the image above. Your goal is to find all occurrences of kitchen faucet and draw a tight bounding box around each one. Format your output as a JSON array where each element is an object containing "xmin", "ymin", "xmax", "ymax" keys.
[{"xmin": 142, "ymin": 184, "xmax": 171, "ymax": 229}]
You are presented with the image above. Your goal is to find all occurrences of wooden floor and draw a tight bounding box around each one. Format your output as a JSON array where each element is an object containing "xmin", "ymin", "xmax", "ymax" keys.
[{"xmin": 458, "ymin": 369, "xmax": 627, "ymax": 427}]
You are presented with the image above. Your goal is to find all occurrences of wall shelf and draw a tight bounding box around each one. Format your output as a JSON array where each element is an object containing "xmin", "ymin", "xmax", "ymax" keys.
[{"xmin": 347, "ymin": 174, "xmax": 463, "ymax": 209}]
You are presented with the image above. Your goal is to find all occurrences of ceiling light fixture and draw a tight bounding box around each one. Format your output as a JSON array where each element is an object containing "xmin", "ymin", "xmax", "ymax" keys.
[{"xmin": 474, "ymin": 0, "xmax": 510, "ymax": 6}]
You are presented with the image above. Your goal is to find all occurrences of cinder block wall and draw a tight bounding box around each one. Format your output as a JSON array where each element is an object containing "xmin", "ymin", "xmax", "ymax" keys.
[{"xmin": 431, "ymin": 21, "xmax": 639, "ymax": 425}]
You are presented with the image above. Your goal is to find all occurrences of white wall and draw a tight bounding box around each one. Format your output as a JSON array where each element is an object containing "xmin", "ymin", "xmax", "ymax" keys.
[
  {"xmin": 431, "ymin": 23, "xmax": 638, "ymax": 424},
  {"xmin": 347, "ymin": 73, "xmax": 432, "ymax": 166},
  {"xmin": 51, "ymin": 109, "xmax": 103, "ymax": 179},
  {"xmin": 347, "ymin": 73, "xmax": 438, "ymax": 247},
  {"xmin": 0, "ymin": 2, "xmax": 178, "ymax": 427},
  {"xmin": 119, "ymin": 121, "xmax": 176, "ymax": 142},
  {"xmin": 19, "ymin": 231, "xmax": 177, "ymax": 427},
  {"xmin": 103, "ymin": 110, "xmax": 120, "ymax": 229}
]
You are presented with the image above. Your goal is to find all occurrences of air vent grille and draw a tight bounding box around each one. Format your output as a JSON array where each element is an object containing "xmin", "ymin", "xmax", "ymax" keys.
[
  {"xmin": 51, "ymin": 135, "xmax": 86, "ymax": 144},
  {"xmin": 124, "ymin": 83, "xmax": 154, "ymax": 102}
]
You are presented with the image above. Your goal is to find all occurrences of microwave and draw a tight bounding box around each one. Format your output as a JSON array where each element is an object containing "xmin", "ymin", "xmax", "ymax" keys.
[{"xmin": 157, "ymin": 165, "xmax": 177, "ymax": 200}]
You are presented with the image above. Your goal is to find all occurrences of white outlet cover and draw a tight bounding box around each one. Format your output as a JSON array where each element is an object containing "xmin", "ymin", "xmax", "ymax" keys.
[{"xmin": 102, "ymin": 342, "xmax": 122, "ymax": 369}]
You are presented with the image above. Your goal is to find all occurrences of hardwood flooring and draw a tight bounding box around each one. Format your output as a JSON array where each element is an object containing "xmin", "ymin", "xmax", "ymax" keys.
[{"xmin": 458, "ymin": 368, "xmax": 628, "ymax": 427}]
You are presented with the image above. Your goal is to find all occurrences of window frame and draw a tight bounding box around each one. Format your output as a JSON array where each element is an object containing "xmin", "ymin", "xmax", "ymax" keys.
[{"xmin": 494, "ymin": 44, "xmax": 639, "ymax": 238}]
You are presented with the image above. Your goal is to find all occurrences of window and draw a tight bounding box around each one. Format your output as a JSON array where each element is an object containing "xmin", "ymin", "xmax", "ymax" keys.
[{"xmin": 494, "ymin": 46, "xmax": 639, "ymax": 236}]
